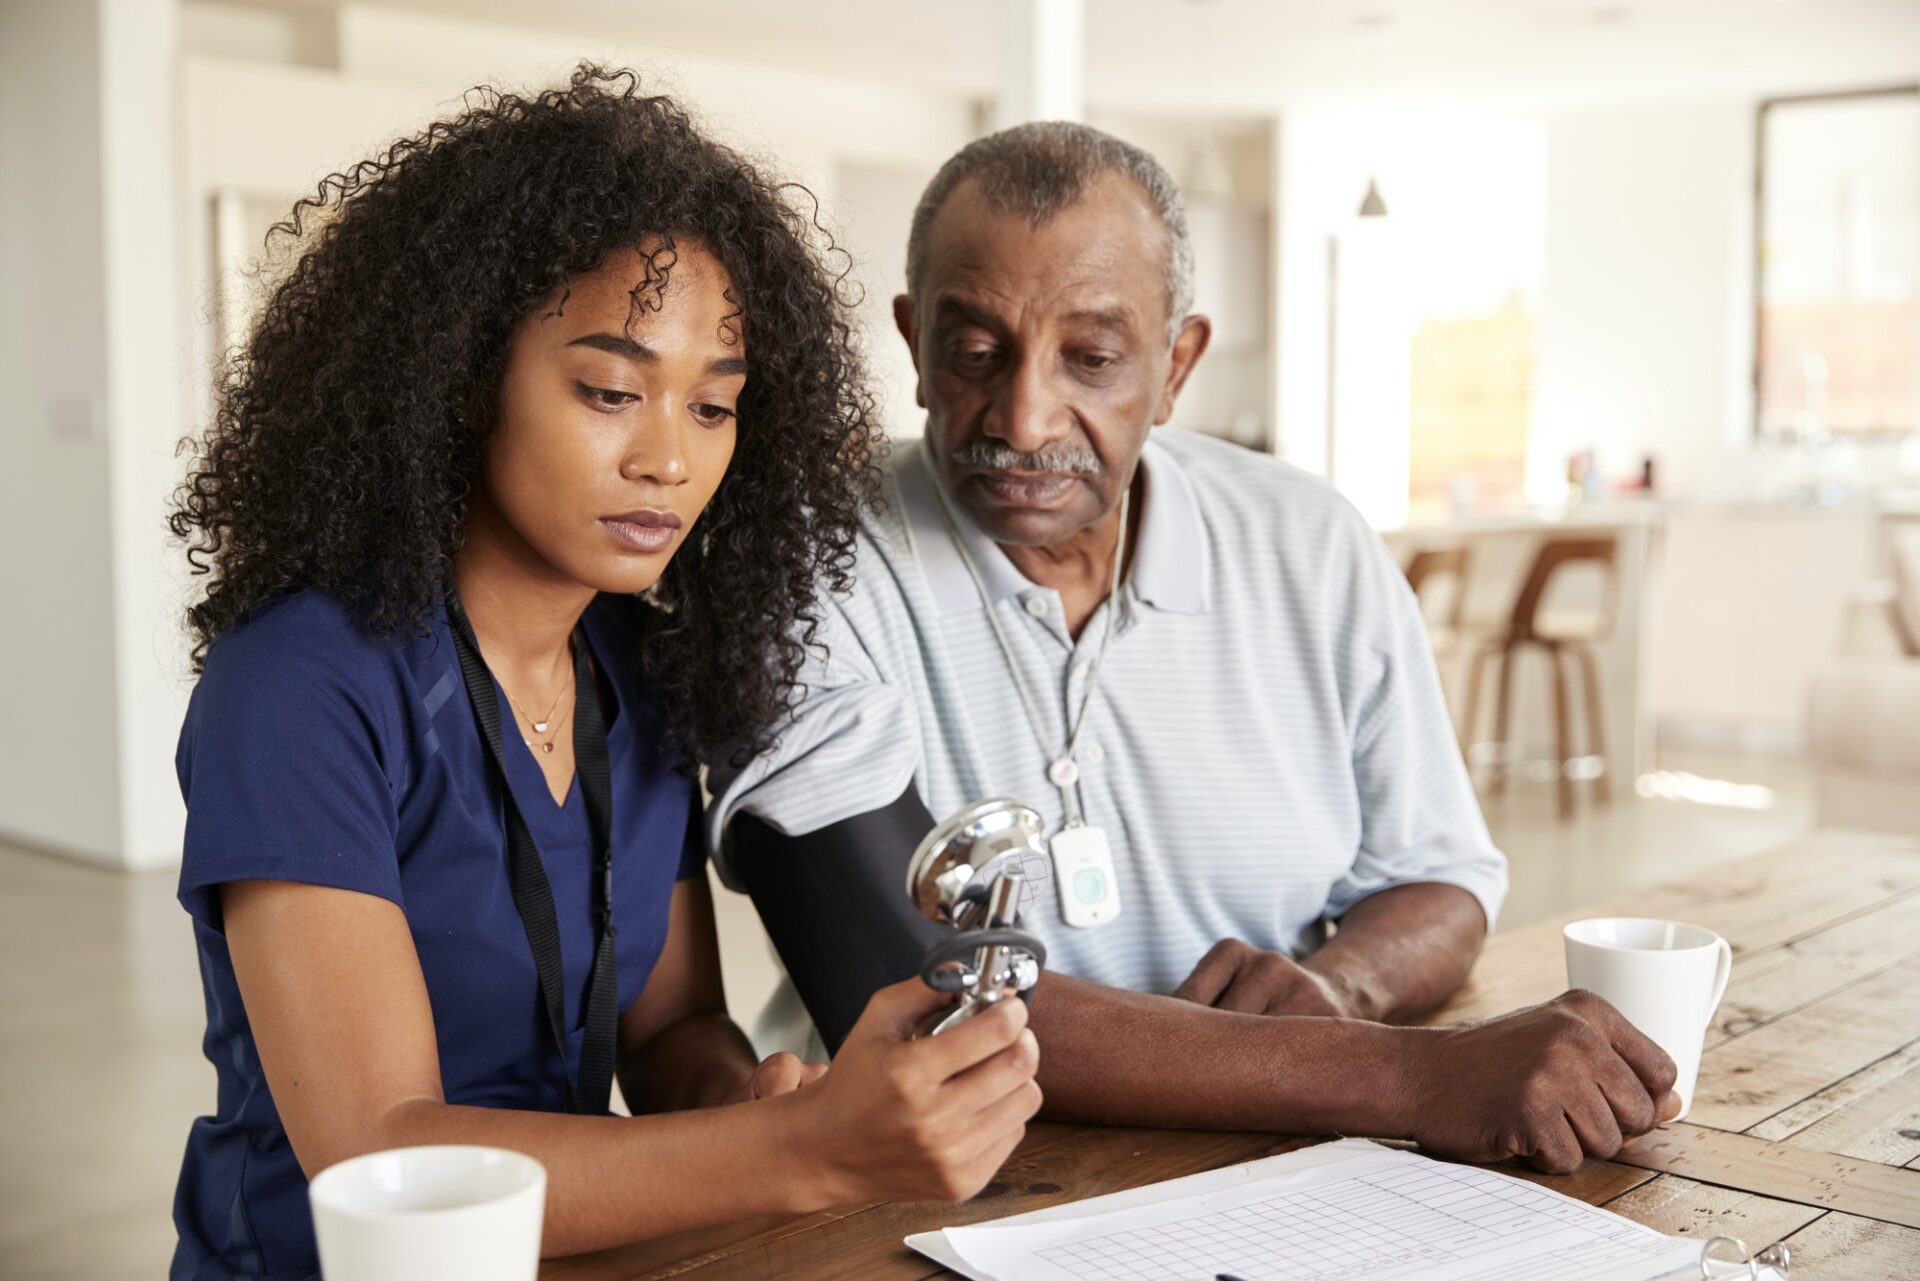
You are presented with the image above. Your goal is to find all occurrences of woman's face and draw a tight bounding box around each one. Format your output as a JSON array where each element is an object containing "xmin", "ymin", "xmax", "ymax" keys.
[{"xmin": 480, "ymin": 240, "xmax": 744, "ymax": 595}]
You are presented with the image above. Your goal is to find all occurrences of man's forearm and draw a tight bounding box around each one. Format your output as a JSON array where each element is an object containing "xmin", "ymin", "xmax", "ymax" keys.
[
  {"xmin": 1028, "ymin": 971, "xmax": 1429, "ymax": 1135},
  {"xmin": 1303, "ymin": 882, "xmax": 1487, "ymax": 1023}
]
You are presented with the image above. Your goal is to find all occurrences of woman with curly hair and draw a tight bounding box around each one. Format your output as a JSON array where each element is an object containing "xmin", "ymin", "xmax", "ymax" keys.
[{"xmin": 167, "ymin": 67, "xmax": 1039, "ymax": 1280}]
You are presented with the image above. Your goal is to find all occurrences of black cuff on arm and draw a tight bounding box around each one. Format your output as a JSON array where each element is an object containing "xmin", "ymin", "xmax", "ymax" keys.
[{"xmin": 730, "ymin": 785, "xmax": 949, "ymax": 1053}]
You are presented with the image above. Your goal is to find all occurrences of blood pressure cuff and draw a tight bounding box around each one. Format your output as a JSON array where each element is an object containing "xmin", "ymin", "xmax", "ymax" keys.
[{"xmin": 729, "ymin": 785, "xmax": 951, "ymax": 1053}]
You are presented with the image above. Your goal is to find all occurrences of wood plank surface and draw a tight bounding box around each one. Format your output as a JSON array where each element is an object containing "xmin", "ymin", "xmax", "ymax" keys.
[
  {"xmin": 1615, "ymin": 1124, "xmax": 1920, "ymax": 1229},
  {"xmin": 1746, "ymin": 1041, "xmax": 1920, "ymax": 1168},
  {"xmin": 1689, "ymin": 958, "xmax": 1920, "ymax": 1132},
  {"xmin": 1597, "ymin": 1174, "xmax": 1822, "ymax": 1250},
  {"xmin": 1488, "ymin": 1154, "xmax": 1658, "ymax": 1204},
  {"xmin": 1710, "ymin": 887, "xmax": 1920, "ymax": 1046},
  {"xmin": 1780, "ymin": 1211, "xmax": 1920, "ymax": 1281}
]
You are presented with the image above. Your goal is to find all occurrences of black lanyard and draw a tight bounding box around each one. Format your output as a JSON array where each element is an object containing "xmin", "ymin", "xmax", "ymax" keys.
[{"xmin": 446, "ymin": 593, "xmax": 619, "ymax": 1116}]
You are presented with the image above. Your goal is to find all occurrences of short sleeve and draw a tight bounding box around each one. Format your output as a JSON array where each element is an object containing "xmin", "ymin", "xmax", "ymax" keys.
[
  {"xmin": 176, "ymin": 604, "xmax": 404, "ymax": 930},
  {"xmin": 1324, "ymin": 530, "xmax": 1509, "ymax": 929},
  {"xmin": 704, "ymin": 597, "xmax": 922, "ymax": 889},
  {"xmin": 675, "ymin": 787, "xmax": 706, "ymax": 882}
]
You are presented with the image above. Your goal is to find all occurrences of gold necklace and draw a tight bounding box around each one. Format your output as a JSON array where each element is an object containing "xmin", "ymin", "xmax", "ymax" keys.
[
  {"xmin": 517, "ymin": 701, "xmax": 572, "ymax": 754},
  {"xmin": 507, "ymin": 667, "xmax": 573, "ymax": 755}
]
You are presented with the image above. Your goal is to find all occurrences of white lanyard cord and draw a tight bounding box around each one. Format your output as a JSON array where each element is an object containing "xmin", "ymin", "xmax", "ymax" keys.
[{"xmin": 920, "ymin": 441, "xmax": 1129, "ymax": 826}]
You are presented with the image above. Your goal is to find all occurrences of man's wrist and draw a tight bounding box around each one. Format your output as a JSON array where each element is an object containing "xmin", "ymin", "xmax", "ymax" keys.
[
  {"xmin": 1303, "ymin": 953, "xmax": 1389, "ymax": 1022},
  {"xmin": 1367, "ymin": 1024, "xmax": 1439, "ymax": 1139},
  {"xmin": 1232, "ymin": 1014, "xmax": 1423, "ymax": 1136}
]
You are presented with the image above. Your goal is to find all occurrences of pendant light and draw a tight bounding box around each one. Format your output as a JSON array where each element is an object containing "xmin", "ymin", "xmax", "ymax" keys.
[
  {"xmin": 1355, "ymin": 15, "xmax": 1393, "ymax": 218},
  {"xmin": 1358, "ymin": 177, "xmax": 1388, "ymax": 217}
]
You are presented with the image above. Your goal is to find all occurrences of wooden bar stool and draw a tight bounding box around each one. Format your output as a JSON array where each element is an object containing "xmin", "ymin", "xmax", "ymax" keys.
[
  {"xmin": 1459, "ymin": 535, "xmax": 1617, "ymax": 819},
  {"xmin": 1403, "ymin": 547, "xmax": 1470, "ymax": 718}
]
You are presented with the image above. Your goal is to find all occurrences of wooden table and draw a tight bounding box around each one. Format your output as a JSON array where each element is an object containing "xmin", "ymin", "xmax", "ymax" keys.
[{"xmin": 544, "ymin": 830, "xmax": 1920, "ymax": 1279}]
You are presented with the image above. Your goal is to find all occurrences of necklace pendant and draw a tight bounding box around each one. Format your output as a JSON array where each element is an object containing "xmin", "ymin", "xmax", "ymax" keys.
[
  {"xmin": 1047, "ymin": 757, "xmax": 1080, "ymax": 787},
  {"xmin": 540, "ymin": 741, "xmax": 555, "ymax": 754},
  {"xmin": 531, "ymin": 721, "xmax": 550, "ymax": 734}
]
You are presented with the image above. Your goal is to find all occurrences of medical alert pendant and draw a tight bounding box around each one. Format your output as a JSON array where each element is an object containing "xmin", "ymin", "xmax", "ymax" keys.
[
  {"xmin": 1050, "ymin": 824, "xmax": 1121, "ymax": 928},
  {"xmin": 1047, "ymin": 757, "xmax": 1079, "ymax": 788}
]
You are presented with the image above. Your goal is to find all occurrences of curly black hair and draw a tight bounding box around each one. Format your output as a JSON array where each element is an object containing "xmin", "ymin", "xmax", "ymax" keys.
[{"xmin": 172, "ymin": 66, "xmax": 879, "ymax": 766}]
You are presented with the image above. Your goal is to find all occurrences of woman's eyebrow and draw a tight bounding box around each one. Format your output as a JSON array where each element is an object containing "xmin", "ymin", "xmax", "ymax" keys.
[
  {"xmin": 567, "ymin": 333, "xmax": 746, "ymax": 377},
  {"xmin": 568, "ymin": 332, "xmax": 656, "ymax": 360}
]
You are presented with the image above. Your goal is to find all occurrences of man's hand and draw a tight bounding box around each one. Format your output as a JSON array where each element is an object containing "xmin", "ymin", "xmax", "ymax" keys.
[
  {"xmin": 724, "ymin": 1052, "xmax": 829, "ymax": 1105},
  {"xmin": 1399, "ymin": 989, "xmax": 1682, "ymax": 1173},
  {"xmin": 1172, "ymin": 939, "xmax": 1356, "ymax": 1018}
]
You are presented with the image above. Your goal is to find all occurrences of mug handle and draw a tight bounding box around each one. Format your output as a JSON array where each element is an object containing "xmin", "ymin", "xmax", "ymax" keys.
[{"xmin": 1704, "ymin": 936, "xmax": 1733, "ymax": 1025}]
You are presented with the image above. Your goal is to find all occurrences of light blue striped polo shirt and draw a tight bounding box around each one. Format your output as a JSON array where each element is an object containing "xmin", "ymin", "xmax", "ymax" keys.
[{"xmin": 709, "ymin": 428, "xmax": 1506, "ymax": 1000}]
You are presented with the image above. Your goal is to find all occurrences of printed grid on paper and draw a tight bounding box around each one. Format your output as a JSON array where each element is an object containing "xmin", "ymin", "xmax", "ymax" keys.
[{"xmin": 1031, "ymin": 1162, "xmax": 1677, "ymax": 1281}]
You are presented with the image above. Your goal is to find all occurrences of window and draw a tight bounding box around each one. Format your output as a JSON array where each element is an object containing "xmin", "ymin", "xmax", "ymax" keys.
[{"xmin": 1756, "ymin": 87, "xmax": 1920, "ymax": 438}]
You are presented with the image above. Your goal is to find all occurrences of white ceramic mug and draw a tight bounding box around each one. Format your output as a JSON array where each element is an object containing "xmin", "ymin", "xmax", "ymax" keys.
[
  {"xmin": 1562, "ymin": 917, "xmax": 1732, "ymax": 1120},
  {"xmin": 309, "ymin": 1145, "xmax": 545, "ymax": 1281}
]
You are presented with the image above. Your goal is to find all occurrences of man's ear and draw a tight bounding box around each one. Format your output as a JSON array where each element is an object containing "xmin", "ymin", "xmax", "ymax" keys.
[
  {"xmin": 1152, "ymin": 314, "xmax": 1213, "ymax": 426},
  {"xmin": 892, "ymin": 294, "xmax": 926, "ymax": 409}
]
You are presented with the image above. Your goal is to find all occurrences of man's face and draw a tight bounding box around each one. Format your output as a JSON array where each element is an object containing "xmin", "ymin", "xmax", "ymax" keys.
[{"xmin": 896, "ymin": 173, "xmax": 1209, "ymax": 547}]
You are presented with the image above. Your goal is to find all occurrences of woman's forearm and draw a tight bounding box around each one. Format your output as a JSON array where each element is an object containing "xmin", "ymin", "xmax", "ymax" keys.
[{"xmin": 375, "ymin": 1091, "xmax": 833, "ymax": 1257}]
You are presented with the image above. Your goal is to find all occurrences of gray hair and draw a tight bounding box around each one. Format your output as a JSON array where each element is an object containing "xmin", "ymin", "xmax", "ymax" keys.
[{"xmin": 905, "ymin": 121, "xmax": 1194, "ymax": 343}]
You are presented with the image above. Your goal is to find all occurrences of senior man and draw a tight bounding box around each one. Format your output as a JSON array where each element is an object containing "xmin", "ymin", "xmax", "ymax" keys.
[{"xmin": 709, "ymin": 122, "xmax": 1679, "ymax": 1173}]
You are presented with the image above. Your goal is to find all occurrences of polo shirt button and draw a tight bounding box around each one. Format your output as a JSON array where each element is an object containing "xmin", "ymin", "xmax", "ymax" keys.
[
  {"xmin": 1024, "ymin": 596, "xmax": 1050, "ymax": 618},
  {"xmin": 1084, "ymin": 743, "xmax": 1105, "ymax": 763}
]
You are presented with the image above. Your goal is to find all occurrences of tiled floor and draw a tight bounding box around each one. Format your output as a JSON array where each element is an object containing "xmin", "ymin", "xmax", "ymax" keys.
[{"xmin": 0, "ymin": 752, "xmax": 1816, "ymax": 1280}]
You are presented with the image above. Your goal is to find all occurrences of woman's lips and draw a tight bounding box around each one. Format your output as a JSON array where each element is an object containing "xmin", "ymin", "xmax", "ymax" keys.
[{"xmin": 600, "ymin": 509, "xmax": 681, "ymax": 553}]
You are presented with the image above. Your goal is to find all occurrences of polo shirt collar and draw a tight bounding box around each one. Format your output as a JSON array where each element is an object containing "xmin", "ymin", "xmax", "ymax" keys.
[
  {"xmin": 1130, "ymin": 436, "xmax": 1211, "ymax": 615},
  {"xmin": 902, "ymin": 433, "xmax": 1211, "ymax": 618}
]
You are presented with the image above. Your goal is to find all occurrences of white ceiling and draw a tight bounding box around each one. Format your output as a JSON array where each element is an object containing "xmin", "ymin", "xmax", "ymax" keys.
[{"xmin": 230, "ymin": 0, "xmax": 1920, "ymax": 115}]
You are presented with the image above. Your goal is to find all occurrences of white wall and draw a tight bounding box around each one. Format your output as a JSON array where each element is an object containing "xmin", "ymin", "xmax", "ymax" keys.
[
  {"xmin": 0, "ymin": 0, "xmax": 187, "ymax": 868},
  {"xmin": 1530, "ymin": 100, "xmax": 1755, "ymax": 503},
  {"xmin": 330, "ymin": 6, "xmax": 976, "ymax": 192},
  {"xmin": 0, "ymin": 0, "xmax": 123, "ymax": 860},
  {"xmin": 103, "ymin": 0, "xmax": 193, "ymax": 869},
  {"xmin": 833, "ymin": 160, "xmax": 935, "ymax": 440}
]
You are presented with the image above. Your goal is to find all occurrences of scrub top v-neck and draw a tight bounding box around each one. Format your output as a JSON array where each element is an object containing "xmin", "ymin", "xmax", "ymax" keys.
[{"xmin": 170, "ymin": 590, "xmax": 703, "ymax": 1281}]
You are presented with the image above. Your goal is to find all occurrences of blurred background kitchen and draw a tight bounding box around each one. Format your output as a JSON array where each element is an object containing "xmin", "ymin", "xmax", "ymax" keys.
[{"xmin": 2, "ymin": 2, "xmax": 1917, "ymax": 1277}]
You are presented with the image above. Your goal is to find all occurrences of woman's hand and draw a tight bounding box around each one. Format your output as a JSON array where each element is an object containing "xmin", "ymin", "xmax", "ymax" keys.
[{"xmin": 790, "ymin": 979, "xmax": 1041, "ymax": 1206}]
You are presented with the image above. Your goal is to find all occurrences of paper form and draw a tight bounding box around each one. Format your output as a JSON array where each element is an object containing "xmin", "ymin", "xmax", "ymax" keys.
[{"xmin": 939, "ymin": 1145, "xmax": 1703, "ymax": 1281}]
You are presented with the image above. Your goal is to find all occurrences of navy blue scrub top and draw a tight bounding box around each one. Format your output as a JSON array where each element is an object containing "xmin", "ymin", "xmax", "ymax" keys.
[{"xmin": 170, "ymin": 591, "xmax": 702, "ymax": 1281}]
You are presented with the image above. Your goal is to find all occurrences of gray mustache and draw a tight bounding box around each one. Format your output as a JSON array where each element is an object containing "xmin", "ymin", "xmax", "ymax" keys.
[{"xmin": 947, "ymin": 441, "xmax": 1102, "ymax": 475}]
